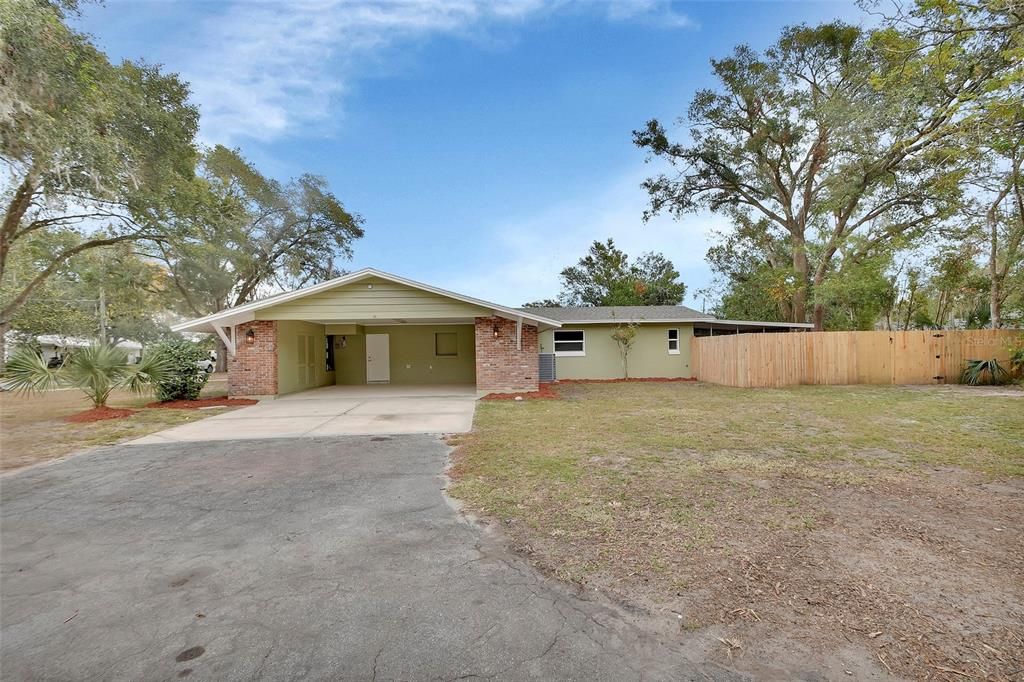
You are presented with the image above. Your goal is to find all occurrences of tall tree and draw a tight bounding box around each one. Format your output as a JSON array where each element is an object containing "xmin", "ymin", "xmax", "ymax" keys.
[
  {"xmin": 964, "ymin": 102, "xmax": 1024, "ymax": 328},
  {"xmin": 634, "ymin": 20, "xmax": 1010, "ymax": 329},
  {"xmin": 868, "ymin": 0, "xmax": 1024, "ymax": 328},
  {"xmin": 0, "ymin": 0, "xmax": 199, "ymax": 354},
  {"xmin": 157, "ymin": 146, "xmax": 365, "ymax": 316},
  {"xmin": 3, "ymin": 240, "xmax": 170, "ymax": 344},
  {"xmin": 555, "ymin": 239, "xmax": 687, "ymax": 307},
  {"xmin": 0, "ymin": 231, "xmax": 96, "ymax": 340},
  {"xmin": 153, "ymin": 146, "xmax": 364, "ymax": 365},
  {"xmin": 702, "ymin": 217, "xmax": 795, "ymax": 322}
]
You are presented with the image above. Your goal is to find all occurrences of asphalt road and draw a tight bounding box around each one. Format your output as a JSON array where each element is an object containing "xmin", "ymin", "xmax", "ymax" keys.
[{"xmin": 0, "ymin": 436, "xmax": 742, "ymax": 681}]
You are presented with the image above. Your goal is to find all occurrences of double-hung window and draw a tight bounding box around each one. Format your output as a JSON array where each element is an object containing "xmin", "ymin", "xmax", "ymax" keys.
[
  {"xmin": 667, "ymin": 329, "xmax": 680, "ymax": 354},
  {"xmin": 553, "ymin": 330, "xmax": 585, "ymax": 356}
]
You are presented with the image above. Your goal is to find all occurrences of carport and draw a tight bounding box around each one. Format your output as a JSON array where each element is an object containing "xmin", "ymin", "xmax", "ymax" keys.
[{"xmin": 171, "ymin": 269, "xmax": 561, "ymax": 398}]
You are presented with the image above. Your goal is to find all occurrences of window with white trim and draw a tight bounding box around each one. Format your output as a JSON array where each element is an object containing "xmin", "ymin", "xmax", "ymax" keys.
[
  {"xmin": 553, "ymin": 330, "xmax": 585, "ymax": 356},
  {"xmin": 667, "ymin": 328, "xmax": 680, "ymax": 354}
]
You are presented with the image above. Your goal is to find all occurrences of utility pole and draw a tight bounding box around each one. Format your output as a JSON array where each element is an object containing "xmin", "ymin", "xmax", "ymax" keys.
[{"xmin": 98, "ymin": 287, "xmax": 107, "ymax": 344}]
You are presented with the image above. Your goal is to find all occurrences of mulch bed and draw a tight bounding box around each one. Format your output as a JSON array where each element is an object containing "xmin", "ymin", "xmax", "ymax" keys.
[
  {"xmin": 481, "ymin": 378, "xmax": 697, "ymax": 401},
  {"xmin": 481, "ymin": 383, "xmax": 561, "ymax": 401},
  {"xmin": 145, "ymin": 397, "xmax": 258, "ymax": 409},
  {"xmin": 65, "ymin": 407, "xmax": 137, "ymax": 423}
]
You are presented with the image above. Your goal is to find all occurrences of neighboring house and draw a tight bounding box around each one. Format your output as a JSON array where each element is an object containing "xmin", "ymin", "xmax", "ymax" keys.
[
  {"xmin": 171, "ymin": 268, "xmax": 811, "ymax": 397},
  {"xmin": 2, "ymin": 334, "xmax": 143, "ymax": 365}
]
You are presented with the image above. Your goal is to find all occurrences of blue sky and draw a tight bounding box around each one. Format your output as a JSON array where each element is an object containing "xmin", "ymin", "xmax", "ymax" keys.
[{"xmin": 75, "ymin": 0, "xmax": 860, "ymax": 309}]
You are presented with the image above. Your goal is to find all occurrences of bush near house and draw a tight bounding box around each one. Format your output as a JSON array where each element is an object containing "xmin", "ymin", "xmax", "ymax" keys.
[{"xmin": 152, "ymin": 340, "xmax": 209, "ymax": 402}]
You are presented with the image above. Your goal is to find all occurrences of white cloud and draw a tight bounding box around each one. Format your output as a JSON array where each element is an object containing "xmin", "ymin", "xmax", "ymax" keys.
[
  {"xmin": 438, "ymin": 165, "xmax": 724, "ymax": 310},
  {"xmin": 606, "ymin": 0, "xmax": 693, "ymax": 28},
  {"xmin": 176, "ymin": 0, "xmax": 692, "ymax": 144}
]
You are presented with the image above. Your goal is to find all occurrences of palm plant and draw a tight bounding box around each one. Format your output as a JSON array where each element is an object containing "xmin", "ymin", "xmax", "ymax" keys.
[
  {"xmin": 1009, "ymin": 344, "xmax": 1024, "ymax": 379},
  {"xmin": 5, "ymin": 344, "xmax": 169, "ymax": 408},
  {"xmin": 960, "ymin": 358, "xmax": 1008, "ymax": 386}
]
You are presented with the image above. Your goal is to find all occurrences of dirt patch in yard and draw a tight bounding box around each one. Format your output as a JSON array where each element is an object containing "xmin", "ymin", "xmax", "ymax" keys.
[
  {"xmin": 65, "ymin": 407, "xmax": 138, "ymax": 423},
  {"xmin": 145, "ymin": 397, "xmax": 258, "ymax": 409},
  {"xmin": 449, "ymin": 382, "xmax": 1024, "ymax": 680},
  {"xmin": 626, "ymin": 468, "xmax": 1024, "ymax": 680}
]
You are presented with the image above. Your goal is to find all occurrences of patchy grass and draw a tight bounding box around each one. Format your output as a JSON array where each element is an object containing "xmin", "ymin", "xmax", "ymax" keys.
[
  {"xmin": 0, "ymin": 375, "xmax": 236, "ymax": 471},
  {"xmin": 449, "ymin": 382, "xmax": 1024, "ymax": 680}
]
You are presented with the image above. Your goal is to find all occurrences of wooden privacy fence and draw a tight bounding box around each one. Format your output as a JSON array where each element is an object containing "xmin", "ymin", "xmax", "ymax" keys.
[{"xmin": 692, "ymin": 329, "xmax": 1022, "ymax": 388}]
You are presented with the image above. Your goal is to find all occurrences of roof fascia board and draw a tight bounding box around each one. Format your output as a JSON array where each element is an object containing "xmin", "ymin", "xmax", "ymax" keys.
[
  {"xmin": 171, "ymin": 268, "xmax": 562, "ymax": 332},
  {"xmin": 552, "ymin": 318, "xmax": 813, "ymax": 328}
]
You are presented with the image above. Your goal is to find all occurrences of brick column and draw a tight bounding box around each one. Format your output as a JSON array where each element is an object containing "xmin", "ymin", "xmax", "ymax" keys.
[
  {"xmin": 474, "ymin": 316, "xmax": 539, "ymax": 393},
  {"xmin": 227, "ymin": 320, "xmax": 278, "ymax": 397}
]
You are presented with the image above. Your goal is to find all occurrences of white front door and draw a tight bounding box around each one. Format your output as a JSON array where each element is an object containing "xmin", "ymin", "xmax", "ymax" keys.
[{"xmin": 365, "ymin": 334, "xmax": 390, "ymax": 383}]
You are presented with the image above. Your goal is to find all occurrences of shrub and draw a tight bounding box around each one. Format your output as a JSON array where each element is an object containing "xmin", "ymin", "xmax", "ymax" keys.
[
  {"xmin": 960, "ymin": 358, "xmax": 1008, "ymax": 386},
  {"xmin": 152, "ymin": 340, "xmax": 210, "ymax": 401}
]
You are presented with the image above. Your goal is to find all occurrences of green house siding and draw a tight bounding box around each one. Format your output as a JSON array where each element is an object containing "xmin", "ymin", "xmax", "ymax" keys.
[
  {"xmin": 332, "ymin": 330, "xmax": 366, "ymax": 385},
  {"xmin": 539, "ymin": 324, "xmax": 694, "ymax": 380},
  {"xmin": 331, "ymin": 324, "xmax": 475, "ymax": 386},
  {"xmin": 255, "ymin": 277, "xmax": 488, "ymax": 321},
  {"xmin": 276, "ymin": 320, "xmax": 333, "ymax": 395}
]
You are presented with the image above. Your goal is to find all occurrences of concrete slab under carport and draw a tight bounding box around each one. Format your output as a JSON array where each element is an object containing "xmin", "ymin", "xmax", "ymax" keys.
[
  {"xmin": 277, "ymin": 383, "xmax": 477, "ymax": 400},
  {"xmin": 128, "ymin": 384, "xmax": 477, "ymax": 444}
]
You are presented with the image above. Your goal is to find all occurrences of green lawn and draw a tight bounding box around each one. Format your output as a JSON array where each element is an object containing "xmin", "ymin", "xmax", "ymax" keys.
[{"xmin": 449, "ymin": 382, "xmax": 1024, "ymax": 680}]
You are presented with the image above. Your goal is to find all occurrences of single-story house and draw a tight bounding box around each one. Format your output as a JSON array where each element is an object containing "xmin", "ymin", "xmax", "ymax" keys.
[{"xmin": 171, "ymin": 268, "xmax": 810, "ymax": 397}]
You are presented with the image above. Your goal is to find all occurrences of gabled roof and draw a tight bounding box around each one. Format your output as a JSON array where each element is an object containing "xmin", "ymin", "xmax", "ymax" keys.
[
  {"xmin": 519, "ymin": 304, "xmax": 713, "ymax": 323},
  {"xmin": 517, "ymin": 305, "xmax": 814, "ymax": 329},
  {"xmin": 171, "ymin": 268, "xmax": 563, "ymax": 333}
]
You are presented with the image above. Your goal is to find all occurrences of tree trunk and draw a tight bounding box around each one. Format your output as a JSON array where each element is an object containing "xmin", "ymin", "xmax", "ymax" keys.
[
  {"xmin": 812, "ymin": 303, "xmax": 826, "ymax": 331},
  {"xmin": 791, "ymin": 235, "xmax": 809, "ymax": 324},
  {"xmin": 990, "ymin": 279, "xmax": 1002, "ymax": 329},
  {"xmin": 903, "ymin": 287, "xmax": 916, "ymax": 330},
  {"xmin": 0, "ymin": 320, "xmax": 9, "ymax": 374},
  {"xmin": 989, "ymin": 206, "xmax": 1002, "ymax": 329},
  {"xmin": 810, "ymin": 258, "xmax": 828, "ymax": 331},
  {"xmin": 1, "ymin": 175, "xmax": 36, "ymax": 280}
]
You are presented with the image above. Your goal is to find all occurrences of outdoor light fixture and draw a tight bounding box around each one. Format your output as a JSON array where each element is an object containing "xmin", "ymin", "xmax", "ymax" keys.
[
  {"xmin": 493, "ymin": 324, "xmax": 500, "ymax": 338},
  {"xmin": 245, "ymin": 329, "xmax": 256, "ymax": 345}
]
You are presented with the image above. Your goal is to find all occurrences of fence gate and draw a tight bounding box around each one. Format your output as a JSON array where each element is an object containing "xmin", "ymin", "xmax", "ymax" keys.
[{"xmin": 930, "ymin": 333, "xmax": 946, "ymax": 383}]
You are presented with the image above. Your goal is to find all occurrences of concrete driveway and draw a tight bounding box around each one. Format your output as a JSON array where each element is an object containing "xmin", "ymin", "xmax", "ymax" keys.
[
  {"xmin": 0, "ymin": 436, "xmax": 739, "ymax": 681},
  {"xmin": 130, "ymin": 384, "xmax": 477, "ymax": 444}
]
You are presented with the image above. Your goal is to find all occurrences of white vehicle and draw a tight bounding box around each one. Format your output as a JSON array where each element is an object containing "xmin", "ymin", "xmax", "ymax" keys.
[{"xmin": 196, "ymin": 352, "xmax": 217, "ymax": 373}]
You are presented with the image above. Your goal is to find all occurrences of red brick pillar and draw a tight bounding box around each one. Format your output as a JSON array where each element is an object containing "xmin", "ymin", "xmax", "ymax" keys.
[
  {"xmin": 227, "ymin": 321, "xmax": 278, "ymax": 397},
  {"xmin": 474, "ymin": 316, "xmax": 539, "ymax": 394}
]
